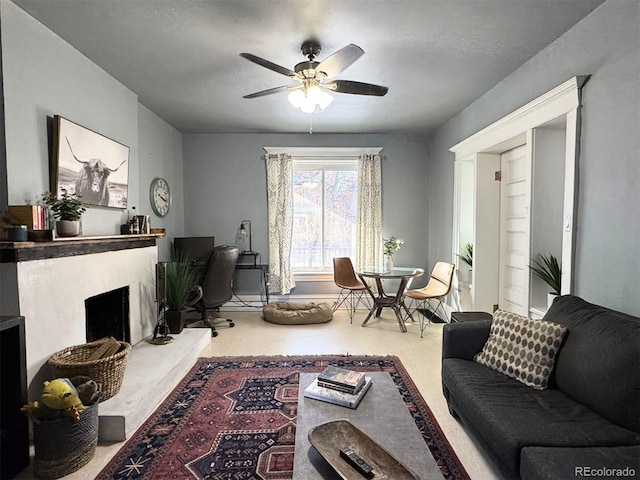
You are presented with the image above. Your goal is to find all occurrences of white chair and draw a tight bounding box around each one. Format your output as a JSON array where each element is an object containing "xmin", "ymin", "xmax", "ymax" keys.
[{"xmin": 405, "ymin": 262, "xmax": 455, "ymax": 337}]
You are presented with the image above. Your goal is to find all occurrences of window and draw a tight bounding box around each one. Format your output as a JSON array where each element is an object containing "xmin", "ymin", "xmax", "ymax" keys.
[{"xmin": 292, "ymin": 159, "xmax": 358, "ymax": 272}]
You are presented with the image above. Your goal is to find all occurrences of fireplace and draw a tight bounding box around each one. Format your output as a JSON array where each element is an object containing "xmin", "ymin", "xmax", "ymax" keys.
[
  {"xmin": 85, "ymin": 286, "xmax": 131, "ymax": 343},
  {"xmin": 0, "ymin": 235, "xmax": 161, "ymax": 401}
]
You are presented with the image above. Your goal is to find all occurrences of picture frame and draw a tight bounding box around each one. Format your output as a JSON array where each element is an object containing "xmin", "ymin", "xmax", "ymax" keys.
[{"xmin": 51, "ymin": 115, "xmax": 130, "ymax": 209}]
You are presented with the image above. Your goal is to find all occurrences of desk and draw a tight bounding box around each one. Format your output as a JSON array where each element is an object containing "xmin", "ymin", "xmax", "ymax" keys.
[
  {"xmin": 235, "ymin": 253, "xmax": 269, "ymax": 305},
  {"xmin": 358, "ymin": 267, "xmax": 424, "ymax": 332},
  {"xmin": 0, "ymin": 316, "xmax": 29, "ymax": 478}
]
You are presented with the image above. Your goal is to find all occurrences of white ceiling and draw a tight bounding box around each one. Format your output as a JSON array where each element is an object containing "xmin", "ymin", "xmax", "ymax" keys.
[{"xmin": 12, "ymin": 0, "xmax": 604, "ymax": 134}]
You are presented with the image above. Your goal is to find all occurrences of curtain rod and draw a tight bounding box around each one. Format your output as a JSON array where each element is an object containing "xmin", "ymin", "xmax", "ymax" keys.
[{"xmin": 263, "ymin": 147, "xmax": 383, "ymax": 156}]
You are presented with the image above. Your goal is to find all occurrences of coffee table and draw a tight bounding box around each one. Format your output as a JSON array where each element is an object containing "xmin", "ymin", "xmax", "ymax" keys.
[{"xmin": 293, "ymin": 372, "xmax": 443, "ymax": 479}]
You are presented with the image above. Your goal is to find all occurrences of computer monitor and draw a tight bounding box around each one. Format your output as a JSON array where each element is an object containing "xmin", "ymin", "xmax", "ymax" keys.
[{"xmin": 173, "ymin": 236, "xmax": 215, "ymax": 264}]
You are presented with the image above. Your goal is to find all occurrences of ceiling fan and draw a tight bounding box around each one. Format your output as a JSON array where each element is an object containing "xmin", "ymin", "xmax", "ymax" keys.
[{"xmin": 240, "ymin": 40, "xmax": 388, "ymax": 113}]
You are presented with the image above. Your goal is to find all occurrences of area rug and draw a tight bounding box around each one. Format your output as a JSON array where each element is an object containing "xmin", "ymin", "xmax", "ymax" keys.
[{"xmin": 97, "ymin": 355, "xmax": 469, "ymax": 479}]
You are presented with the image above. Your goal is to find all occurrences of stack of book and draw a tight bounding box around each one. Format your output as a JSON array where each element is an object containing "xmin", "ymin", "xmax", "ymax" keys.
[
  {"xmin": 8, "ymin": 205, "xmax": 50, "ymax": 230},
  {"xmin": 303, "ymin": 366, "xmax": 372, "ymax": 409}
]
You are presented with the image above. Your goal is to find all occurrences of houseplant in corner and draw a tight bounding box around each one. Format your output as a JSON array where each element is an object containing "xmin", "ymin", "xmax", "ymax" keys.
[
  {"xmin": 42, "ymin": 188, "xmax": 86, "ymax": 237},
  {"xmin": 529, "ymin": 253, "xmax": 561, "ymax": 309},
  {"xmin": 164, "ymin": 251, "xmax": 199, "ymax": 334},
  {"xmin": 457, "ymin": 242, "xmax": 473, "ymax": 283}
]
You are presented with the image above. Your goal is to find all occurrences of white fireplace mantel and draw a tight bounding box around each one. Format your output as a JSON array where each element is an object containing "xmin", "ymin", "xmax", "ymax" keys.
[{"xmin": 0, "ymin": 234, "xmax": 162, "ymax": 400}]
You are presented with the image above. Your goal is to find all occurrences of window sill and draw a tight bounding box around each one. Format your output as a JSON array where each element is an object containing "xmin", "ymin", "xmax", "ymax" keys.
[{"xmin": 293, "ymin": 272, "xmax": 334, "ymax": 282}]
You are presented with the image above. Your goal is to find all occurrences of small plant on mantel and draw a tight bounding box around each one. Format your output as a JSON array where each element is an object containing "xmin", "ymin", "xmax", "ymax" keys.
[
  {"xmin": 41, "ymin": 188, "xmax": 86, "ymax": 237},
  {"xmin": 41, "ymin": 188, "xmax": 86, "ymax": 221}
]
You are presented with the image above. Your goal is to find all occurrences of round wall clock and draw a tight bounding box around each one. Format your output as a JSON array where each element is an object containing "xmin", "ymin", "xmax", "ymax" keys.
[{"xmin": 150, "ymin": 177, "xmax": 171, "ymax": 217}]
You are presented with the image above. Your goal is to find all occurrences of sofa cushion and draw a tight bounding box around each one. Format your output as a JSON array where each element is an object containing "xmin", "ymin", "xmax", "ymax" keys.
[
  {"xmin": 520, "ymin": 445, "xmax": 640, "ymax": 480},
  {"xmin": 442, "ymin": 358, "xmax": 640, "ymax": 476},
  {"xmin": 474, "ymin": 310, "xmax": 566, "ymax": 389},
  {"xmin": 544, "ymin": 295, "xmax": 640, "ymax": 433}
]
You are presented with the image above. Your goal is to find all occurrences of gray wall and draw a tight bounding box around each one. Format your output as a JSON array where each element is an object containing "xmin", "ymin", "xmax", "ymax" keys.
[
  {"xmin": 138, "ymin": 105, "xmax": 185, "ymax": 260},
  {"xmin": 531, "ymin": 127, "xmax": 565, "ymax": 307},
  {"xmin": 428, "ymin": 0, "xmax": 640, "ymax": 316},
  {"xmin": 3, "ymin": 0, "xmax": 137, "ymax": 233},
  {"xmin": 4, "ymin": 0, "xmax": 637, "ymax": 314},
  {"xmin": 182, "ymin": 133, "xmax": 431, "ymax": 291},
  {"xmin": 1, "ymin": 0, "xmax": 184, "ymax": 258}
]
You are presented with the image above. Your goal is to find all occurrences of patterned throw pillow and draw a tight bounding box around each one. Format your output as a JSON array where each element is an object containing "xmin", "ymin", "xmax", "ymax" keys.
[{"xmin": 474, "ymin": 310, "xmax": 567, "ymax": 389}]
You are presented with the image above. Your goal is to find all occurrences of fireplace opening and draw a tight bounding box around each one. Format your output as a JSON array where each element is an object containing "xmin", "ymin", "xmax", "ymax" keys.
[{"xmin": 85, "ymin": 287, "xmax": 130, "ymax": 343}]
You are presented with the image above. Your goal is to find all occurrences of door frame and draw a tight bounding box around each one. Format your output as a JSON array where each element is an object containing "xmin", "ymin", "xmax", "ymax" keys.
[{"xmin": 451, "ymin": 76, "xmax": 587, "ymax": 315}]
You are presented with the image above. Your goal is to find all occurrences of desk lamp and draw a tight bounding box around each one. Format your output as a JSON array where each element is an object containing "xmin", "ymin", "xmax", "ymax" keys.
[{"xmin": 235, "ymin": 220, "xmax": 253, "ymax": 254}]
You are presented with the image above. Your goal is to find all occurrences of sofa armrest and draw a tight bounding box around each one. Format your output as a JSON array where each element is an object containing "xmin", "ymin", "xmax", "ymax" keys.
[{"xmin": 442, "ymin": 320, "xmax": 492, "ymax": 361}]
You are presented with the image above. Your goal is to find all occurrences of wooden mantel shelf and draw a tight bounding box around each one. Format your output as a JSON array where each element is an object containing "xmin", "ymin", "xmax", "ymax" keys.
[{"xmin": 0, "ymin": 233, "xmax": 165, "ymax": 263}]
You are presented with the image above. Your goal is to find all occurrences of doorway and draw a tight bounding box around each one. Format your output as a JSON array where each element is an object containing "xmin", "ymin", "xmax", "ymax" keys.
[
  {"xmin": 498, "ymin": 144, "xmax": 531, "ymax": 316},
  {"xmin": 450, "ymin": 76, "xmax": 585, "ymax": 318}
]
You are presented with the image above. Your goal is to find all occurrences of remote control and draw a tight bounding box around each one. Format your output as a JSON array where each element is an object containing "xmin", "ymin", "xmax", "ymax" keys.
[{"xmin": 339, "ymin": 448, "xmax": 375, "ymax": 478}]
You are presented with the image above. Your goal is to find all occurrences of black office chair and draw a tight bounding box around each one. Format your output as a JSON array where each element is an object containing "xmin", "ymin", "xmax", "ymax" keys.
[{"xmin": 185, "ymin": 245, "xmax": 239, "ymax": 337}]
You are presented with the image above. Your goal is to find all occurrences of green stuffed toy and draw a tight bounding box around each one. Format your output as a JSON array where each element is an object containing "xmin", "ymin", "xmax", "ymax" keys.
[{"xmin": 21, "ymin": 378, "xmax": 86, "ymax": 422}]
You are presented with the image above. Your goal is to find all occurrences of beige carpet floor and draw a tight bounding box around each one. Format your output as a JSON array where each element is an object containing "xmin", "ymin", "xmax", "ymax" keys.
[{"xmin": 18, "ymin": 308, "xmax": 505, "ymax": 480}]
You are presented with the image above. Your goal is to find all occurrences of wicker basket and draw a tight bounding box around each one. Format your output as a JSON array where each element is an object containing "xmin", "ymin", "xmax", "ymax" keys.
[
  {"xmin": 47, "ymin": 338, "xmax": 131, "ymax": 400},
  {"xmin": 33, "ymin": 402, "xmax": 99, "ymax": 479}
]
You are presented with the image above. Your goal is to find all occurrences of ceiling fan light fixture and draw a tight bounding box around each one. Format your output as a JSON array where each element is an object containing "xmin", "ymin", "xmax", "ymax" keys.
[
  {"xmin": 288, "ymin": 84, "xmax": 333, "ymax": 113},
  {"xmin": 287, "ymin": 88, "xmax": 305, "ymax": 108},
  {"xmin": 241, "ymin": 41, "xmax": 388, "ymax": 115},
  {"xmin": 300, "ymin": 100, "xmax": 316, "ymax": 114},
  {"xmin": 312, "ymin": 86, "xmax": 334, "ymax": 110}
]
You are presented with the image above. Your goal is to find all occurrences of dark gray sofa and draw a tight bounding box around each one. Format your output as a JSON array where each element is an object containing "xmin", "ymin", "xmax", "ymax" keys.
[{"xmin": 442, "ymin": 295, "xmax": 640, "ymax": 479}]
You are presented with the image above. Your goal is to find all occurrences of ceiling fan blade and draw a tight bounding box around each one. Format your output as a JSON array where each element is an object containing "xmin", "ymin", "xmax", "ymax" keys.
[
  {"xmin": 239, "ymin": 53, "xmax": 296, "ymax": 77},
  {"xmin": 243, "ymin": 85, "xmax": 291, "ymax": 99},
  {"xmin": 330, "ymin": 80, "xmax": 389, "ymax": 96},
  {"xmin": 317, "ymin": 44, "xmax": 364, "ymax": 79}
]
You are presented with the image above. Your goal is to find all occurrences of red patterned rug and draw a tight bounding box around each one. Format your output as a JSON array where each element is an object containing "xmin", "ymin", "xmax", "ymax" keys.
[{"xmin": 97, "ymin": 355, "xmax": 469, "ymax": 479}]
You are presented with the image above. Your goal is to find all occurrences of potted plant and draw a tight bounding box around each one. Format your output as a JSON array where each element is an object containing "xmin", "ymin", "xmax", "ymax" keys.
[
  {"xmin": 458, "ymin": 243, "xmax": 473, "ymax": 267},
  {"xmin": 457, "ymin": 242, "xmax": 473, "ymax": 282},
  {"xmin": 41, "ymin": 188, "xmax": 86, "ymax": 237},
  {"xmin": 529, "ymin": 253, "xmax": 561, "ymax": 308},
  {"xmin": 383, "ymin": 236, "xmax": 404, "ymax": 270},
  {"xmin": 164, "ymin": 251, "xmax": 199, "ymax": 334}
]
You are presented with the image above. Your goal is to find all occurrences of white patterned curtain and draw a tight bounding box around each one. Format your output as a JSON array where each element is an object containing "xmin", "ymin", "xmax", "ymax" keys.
[
  {"xmin": 265, "ymin": 153, "xmax": 296, "ymax": 294},
  {"xmin": 356, "ymin": 154, "xmax": 383, "ymax": 270}
]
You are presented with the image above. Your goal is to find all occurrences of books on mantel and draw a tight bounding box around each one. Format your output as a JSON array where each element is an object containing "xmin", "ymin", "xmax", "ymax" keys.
[
  {"xmin": 8, "ymin": 205, "xmax": 50, "ymax": 230},
  {"xmin": 317, "ymin": 366, "xmax": 366, "ymax": 394},
  {"xmin": 303, "ymin": 376, "xmax": 372, "ymax": 409}
]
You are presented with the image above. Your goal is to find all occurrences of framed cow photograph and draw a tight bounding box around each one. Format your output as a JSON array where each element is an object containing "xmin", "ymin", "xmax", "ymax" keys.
[{"xmin": 51, "ymin": 115, "xmax": 130, "ymax": 209}]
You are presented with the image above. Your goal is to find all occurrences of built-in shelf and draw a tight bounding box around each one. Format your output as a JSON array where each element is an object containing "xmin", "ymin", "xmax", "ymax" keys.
[
  {"xmin": 0, "ymin": 316, "xmax": 29, "ymax": 478},
  {"xmin": 0, "ymin": 233, "xmax": 165, "ymax": 263}
]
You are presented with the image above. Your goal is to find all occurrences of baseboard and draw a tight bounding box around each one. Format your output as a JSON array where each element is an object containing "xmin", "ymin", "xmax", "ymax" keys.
[
  {"xmin": 225, "ymin": 293, "xmax": 455, "ymax": 318},
  {"xmin": 225, "ymin": 293, "xmax": 362, "ymax": 312}
]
